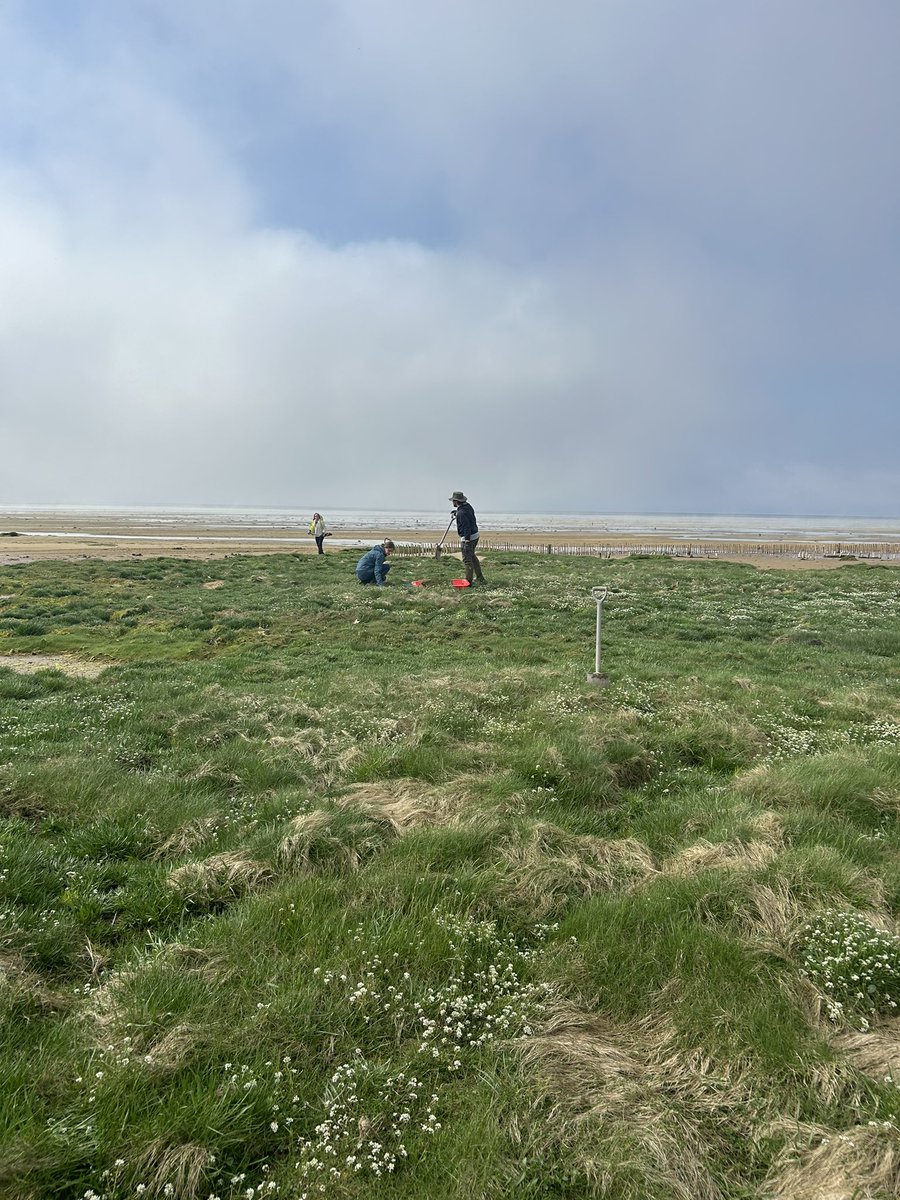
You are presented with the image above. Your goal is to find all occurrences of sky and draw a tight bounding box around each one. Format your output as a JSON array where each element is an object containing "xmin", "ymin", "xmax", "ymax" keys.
[{"xmin": 1, "ymin": 0, "xmax": 899, "ymax": 516}]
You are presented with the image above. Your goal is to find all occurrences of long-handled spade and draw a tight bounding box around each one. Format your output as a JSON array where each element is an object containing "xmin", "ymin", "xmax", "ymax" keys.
[
  {"xmin": 434, "ymin": 513, "xmax": 456, "ymax": 560},
  {"xmin": 586, "ymin": 586, "xmax": 610, "ymax": 686}
]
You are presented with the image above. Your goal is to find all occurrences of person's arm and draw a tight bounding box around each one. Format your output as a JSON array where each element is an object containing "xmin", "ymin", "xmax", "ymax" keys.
[{"xmin": 374, "ymin": 548, "xmax": 387, "ymax": 585}]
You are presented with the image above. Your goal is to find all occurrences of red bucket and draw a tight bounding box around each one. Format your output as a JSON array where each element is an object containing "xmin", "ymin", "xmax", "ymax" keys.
[{"xmin": 451, "ymin": 578, "xmax": 471, "ymax": 588}]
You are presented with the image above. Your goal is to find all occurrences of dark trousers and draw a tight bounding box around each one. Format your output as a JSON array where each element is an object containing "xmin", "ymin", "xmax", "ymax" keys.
[
  {"xmin": 315, "ymin": 536, "xmax": 325, "ymax": 554},
  {"xmin": 461, "ymin": 537, "xmax": 484, "ymax": 583}
]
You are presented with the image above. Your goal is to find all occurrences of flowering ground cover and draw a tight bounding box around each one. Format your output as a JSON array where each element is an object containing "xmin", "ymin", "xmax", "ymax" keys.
[{"xmin": 1, "ymin": 551, "xmax": 899, "ymax": 1199}]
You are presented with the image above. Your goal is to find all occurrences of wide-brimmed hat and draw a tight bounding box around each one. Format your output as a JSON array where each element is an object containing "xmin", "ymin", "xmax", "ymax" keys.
[{"xmin": 449, "ymin": 490, "xmax": 467, "ymax": 503}]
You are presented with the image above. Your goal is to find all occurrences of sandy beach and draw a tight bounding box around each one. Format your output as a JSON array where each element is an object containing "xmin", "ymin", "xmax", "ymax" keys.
[{"xmin": 1, "ymin": 509, "xmax": 898, "ymax": 570}]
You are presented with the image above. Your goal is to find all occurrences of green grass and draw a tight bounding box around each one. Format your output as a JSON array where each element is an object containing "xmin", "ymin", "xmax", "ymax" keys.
[{"xmin": 1, "ymin": 550, "xmax": 899, "ymax": 1199}]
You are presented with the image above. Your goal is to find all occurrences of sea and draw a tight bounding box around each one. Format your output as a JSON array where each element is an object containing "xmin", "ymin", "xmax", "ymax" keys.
[{"xmin": 2, "ymin": 505, "xmax": 899, "ymax": 547}]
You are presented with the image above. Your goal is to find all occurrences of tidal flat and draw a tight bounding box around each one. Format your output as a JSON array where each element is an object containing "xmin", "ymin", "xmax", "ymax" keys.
[{"xmin": 1, "ymin": 550, "xmax": 899, "ymax": 1199}]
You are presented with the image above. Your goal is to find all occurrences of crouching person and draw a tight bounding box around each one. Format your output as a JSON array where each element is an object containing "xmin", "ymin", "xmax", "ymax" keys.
[{"xmin": 355, "ymin": 539, "xmax": 395, "ymax": 586}]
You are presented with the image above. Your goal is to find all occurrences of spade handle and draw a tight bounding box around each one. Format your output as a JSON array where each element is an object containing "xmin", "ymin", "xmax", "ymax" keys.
[{"xmin": 591, "ymin": 587, "xmax": 608, "ymax": 675}]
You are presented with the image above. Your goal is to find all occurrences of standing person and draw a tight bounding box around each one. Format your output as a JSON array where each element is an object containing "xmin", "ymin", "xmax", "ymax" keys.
[
  {"xmin": 309, "ymin": 513, "xmax": 327, "ymax": 554},
  {"xmin": 449, "ymin": 490, "xmax": 485, "ymax": 585},
  {"xmin": 355, "ymin": 539, "xmax": 395, "ymax": 586}
]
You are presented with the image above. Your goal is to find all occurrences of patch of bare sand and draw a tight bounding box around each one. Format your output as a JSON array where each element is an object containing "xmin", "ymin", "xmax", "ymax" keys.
[
  {"xmin": 1, "ymin": 512, "xmax": 898, "ymax": 568},
  {"xmin": 0, "ymin": 653, "xmax": 111, "ymax": 679}
]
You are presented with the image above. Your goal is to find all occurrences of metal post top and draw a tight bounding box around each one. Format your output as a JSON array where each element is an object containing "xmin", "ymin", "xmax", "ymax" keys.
[{"xmin": 591, "ymin": 586, "xmax": 608, "ymax": 603}]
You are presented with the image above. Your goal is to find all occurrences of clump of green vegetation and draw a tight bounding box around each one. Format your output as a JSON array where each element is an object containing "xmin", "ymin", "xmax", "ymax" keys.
[
  {"xmin": 1, "ymin": 550, "xmax": 899, "ymax": 1199},
  {"xmin": 797, "ymin": 909, "xmax": 900, "ymax": 1025}
]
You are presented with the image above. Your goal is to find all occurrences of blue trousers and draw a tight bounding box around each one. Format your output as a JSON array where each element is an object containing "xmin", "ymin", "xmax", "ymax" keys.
[{"xmin": 356, "ymin": 563, "xmax": 391, "ymax": 585}]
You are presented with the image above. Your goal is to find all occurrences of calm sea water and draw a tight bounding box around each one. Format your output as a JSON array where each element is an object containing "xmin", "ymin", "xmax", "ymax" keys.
[{"xmin": 2, "ymin": 505, "xmax": 899, "ymax": 543}]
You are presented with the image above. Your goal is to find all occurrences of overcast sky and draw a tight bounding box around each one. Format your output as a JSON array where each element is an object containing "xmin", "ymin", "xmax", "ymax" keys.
[{"xmin": 1, "ymin": 1, "xmax": 898, "ymax": 516}]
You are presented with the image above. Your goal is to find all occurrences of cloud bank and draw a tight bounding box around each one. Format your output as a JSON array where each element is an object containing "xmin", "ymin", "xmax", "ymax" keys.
[{"xmin": 1, "ymin": 1, "xmax": 898, "ymax": 514}]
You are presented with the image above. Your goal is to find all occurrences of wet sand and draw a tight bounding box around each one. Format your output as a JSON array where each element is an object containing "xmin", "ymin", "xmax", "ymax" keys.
[{"xmin": 0, "ymin": 511, "xmax": 897, "ymax": 570}]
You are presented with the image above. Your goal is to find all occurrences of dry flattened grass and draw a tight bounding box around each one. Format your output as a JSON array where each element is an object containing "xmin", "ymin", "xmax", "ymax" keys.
[
  {"xmin": 326, "ymin": 743, "xmax": 366, "ymax": 781},
  {"xmin": 82, "ymin": 945, "xmax": 226, "ymax": 1043},
  {"xmin": 186, "ymin": 760, "xmax": 242, "ymax": 789},
  {"xmin": 748, "ymin": 809, "xmax": 785, "ymax": 841},
  {"xmin": 83, "ymin": 963, "xmax": 139, "ymax": 1036},
  {"xmin": 133, "ymin": 1139, "xmax": 214, "ymax": 1200},
  {"xmin": 143, "ymin": 1023, "xmax": 199, "ymax": 1072},
  {"xmin": 278, "ymin": 778, "xmax": 478, "ymax": 870},
  {"xmin": 762, "ymin": 1118, "xmax": 900, "ymax": 1200},
  {"xmin": 0, "ymin": 953, "xmax": 67, "ymax": 1013},
  {"xmin": 278, "ymin": 807, "xmax": 396, "ymax": 873},
  {"xmin": 656, "ymin": 810, "xmax": 784, "ymax": 881},
  {"xmin": 523, "ymin": 1003, "xmax": 754, "ymax": 1200},
  {"xmin": 734, "ymin": 754, "xmax": 897, "ymax": 820},
  {"xmin": 734, "ymin": 761, "xmax": 789, "ymax": 802},
  {"xmin": 661, "ymin": 837, "xmax": 780, "ymax": 877},
  {"xmin": 871, "ymin": 787, "xmax": 900, "ymax": 816},
  {"xmin": 803, "ymin": 1059, "xmax": 870, "ymax": 1111},
  {"xmin": 268, "ymin": 730, "xmax": 371, "ymax": 786},
  {"xmin": 335, "ymin": 778, "xmax": 472, "ymax": 831},
  {"xmin": 269, "ymin": 729, "xmax": 326, "ymax": 761},
  {"xmin": 152, "ymin": 815, "xmax": 219, "ymax": 860},
  {"xmin": 526, "ymin": 1004, "xmax": 647, "ymax": 1093},
  {"xmin": 733, "ymin": 880, "xmax": 808, "ymax": 950},
  {"xmin": 499, "ymin": 821, "xmax": 657, "ymax": 916},
  {"xmin": 833, "ymin": 1017, "xmax": 900, "ymax": 1082},
  {"xmin": 166, "ymin": 851, "xmax": 272, "ymax": 903}
]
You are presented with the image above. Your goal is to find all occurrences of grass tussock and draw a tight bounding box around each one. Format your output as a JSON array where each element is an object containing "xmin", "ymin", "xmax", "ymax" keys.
[
  {"xmin": 132, "ymin": 1139, "xmax": 215, "ymax": 1200},
  {"xmin": 152, "ymin": 815, "xmax": 219, "ymax": 859},
  {"xmin": 523, "ymin": 1002, "xmax": 753, "ymax": 1200},
  {"xmin": 734, "ymin": 880, "xmax": 808, "ymax": 949},
  {"xmin": 0, "ymin": 951, "xmax": 67, "ymax": 1013},
  {"xmin": 735, "ymin": 749, "xmax": 900, "ymax": 826},
  {"xmin": 83, "ymin": 962, "xmax": 140, "ymax": 1036},
  {"xmin": 277, "ymin": 806, "xmax": 397, "ymax": 872},
  {"xmin": 166, "ymin": 850, "xmax": 273, "ymax": 905},
  {"xmin": 141, "ymin": 1022, "xmax": 201, "ymax": 1072},
  {"xmin": 499, "ymin": 821, "xmax": 657, "ymax": 916}
]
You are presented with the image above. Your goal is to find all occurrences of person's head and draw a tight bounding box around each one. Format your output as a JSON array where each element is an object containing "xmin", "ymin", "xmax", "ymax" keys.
[
  {"xmin": 382, "ymin": 539, "xmax": 395, "ymax": 554},
  {"xmin": 313, "ymin": 512, "xmax": 321, "ymax": 520},
  {"xmin": 449, "ymin": 490, "xmax": 467, "ymax": 506}
]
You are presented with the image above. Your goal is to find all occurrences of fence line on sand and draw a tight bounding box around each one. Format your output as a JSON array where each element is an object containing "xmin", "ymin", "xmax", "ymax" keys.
[{"xmin": 393, "ymin": 540, "xmax": 900, "ymax": 562}]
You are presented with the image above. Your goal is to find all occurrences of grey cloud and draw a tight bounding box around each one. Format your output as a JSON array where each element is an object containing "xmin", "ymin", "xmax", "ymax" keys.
[
  {"xmin": 1, "ymin": 1, "xmax": 898, "ymax": 516},
  {"xmin": 1, "ymin": 190, "xmax": 741, "ymax": 510}
]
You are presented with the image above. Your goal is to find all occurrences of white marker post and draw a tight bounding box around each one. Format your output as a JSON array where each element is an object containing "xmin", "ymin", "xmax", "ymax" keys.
[{"xmin": 586, "ymin": 586, "xmax": 609, "ymax": 686}]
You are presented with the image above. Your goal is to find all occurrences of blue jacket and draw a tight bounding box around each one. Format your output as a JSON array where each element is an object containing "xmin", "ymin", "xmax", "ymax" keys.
[
  {"xmin": 454, "ymin": 501, "xmax": 478, "ymax": 540},
  {"xmin": 356, "ymin": 544, "xmax": 390, "ymax": 585}
]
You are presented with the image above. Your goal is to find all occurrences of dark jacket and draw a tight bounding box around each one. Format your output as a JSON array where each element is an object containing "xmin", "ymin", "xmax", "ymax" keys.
[
  {"xmin": 356, "ymin": 544, "xmax": 390, "ymax": 585},
  {"xmin": 454, "ymin": 501, "xmax": 478, "ymax": 540}
]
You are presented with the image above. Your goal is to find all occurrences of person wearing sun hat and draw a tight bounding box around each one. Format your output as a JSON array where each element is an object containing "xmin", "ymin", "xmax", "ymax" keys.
[{"xmin": 449, "ymin": 490, "xmax": 485, "ymax": 585}]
